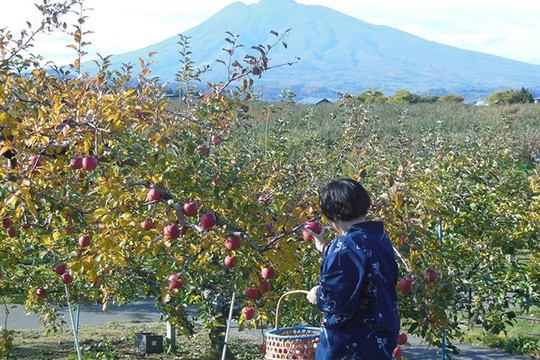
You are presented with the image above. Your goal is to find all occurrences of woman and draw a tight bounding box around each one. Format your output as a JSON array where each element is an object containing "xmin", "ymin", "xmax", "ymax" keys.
[{"xmin": 306, "ymin": 179, "xmax": 400, "ymax": 360}]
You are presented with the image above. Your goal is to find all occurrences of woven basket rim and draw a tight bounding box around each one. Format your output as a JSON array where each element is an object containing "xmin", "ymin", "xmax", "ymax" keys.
[{"xmin": 264, "ymin": 326, "xmax": 322, "ymax": 340}]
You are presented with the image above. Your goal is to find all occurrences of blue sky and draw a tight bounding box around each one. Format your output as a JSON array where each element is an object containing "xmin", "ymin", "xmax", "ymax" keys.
[{"xmin": 2, "ymin": 0, "xmax": 539, "ymax": 65}]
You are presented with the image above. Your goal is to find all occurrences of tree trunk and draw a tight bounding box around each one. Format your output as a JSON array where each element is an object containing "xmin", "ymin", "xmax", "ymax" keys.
[{"xmin": 209, "ymin": 323, "xmax": 236, "ymax": 360}]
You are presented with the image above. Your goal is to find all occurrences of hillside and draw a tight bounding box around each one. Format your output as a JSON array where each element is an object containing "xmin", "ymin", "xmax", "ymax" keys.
[{"xmin": 82, "ymin": 0, "xmax": 540, "ymax": 102}]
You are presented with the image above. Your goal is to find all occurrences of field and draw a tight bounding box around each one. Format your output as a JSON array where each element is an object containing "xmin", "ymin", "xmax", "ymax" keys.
[{"xmin": 3, "ymin": 100, "xmax": 540, "ymax": 359}]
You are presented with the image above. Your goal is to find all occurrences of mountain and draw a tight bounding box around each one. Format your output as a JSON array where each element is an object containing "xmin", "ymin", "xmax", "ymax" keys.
[{"xmin": 85, "ymin": 0, "xmax": 540, "ymax": 102}]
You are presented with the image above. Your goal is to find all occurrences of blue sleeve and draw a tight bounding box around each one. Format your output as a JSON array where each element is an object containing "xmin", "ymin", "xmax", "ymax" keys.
[{"xmin": 316, "ymin": 246, "xmax": 366, "ymax": 328}]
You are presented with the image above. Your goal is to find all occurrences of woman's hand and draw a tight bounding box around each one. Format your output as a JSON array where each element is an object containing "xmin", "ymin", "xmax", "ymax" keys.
[
  {"xmin": 305, "ymin": 226, "xmax": 327, "ymax": 253},
  {"xmin": 307, "ymin": 285, "xmax": 320, "ymax": 305}
]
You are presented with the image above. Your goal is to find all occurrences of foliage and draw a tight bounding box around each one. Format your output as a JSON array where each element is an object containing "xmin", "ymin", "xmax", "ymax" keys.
[
  {"xmin": 350, "ymin": 89, "xmax": 387, "ymax": 104},
  {"xmin": 389, "ymin": 90, "xmax": 422, "ymax": 104},
  {"xmin": 486, "ymin": 87, "xmax": 534, "ymax": 105},
  {"xmin": 438, "ymin": 94, "xmax": 464, "ymax": 103}
]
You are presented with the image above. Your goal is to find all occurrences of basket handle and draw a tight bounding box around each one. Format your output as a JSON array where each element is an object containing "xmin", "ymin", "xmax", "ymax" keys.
[{"xmin": 274, "ymin": 290, "xmax": 309, "ymax": 329}]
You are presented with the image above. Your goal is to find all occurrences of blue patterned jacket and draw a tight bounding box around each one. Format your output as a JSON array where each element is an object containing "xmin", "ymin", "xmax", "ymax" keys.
[{"xmin": 315, "ymin": 221, "xmax": 400, "ymax": 360}]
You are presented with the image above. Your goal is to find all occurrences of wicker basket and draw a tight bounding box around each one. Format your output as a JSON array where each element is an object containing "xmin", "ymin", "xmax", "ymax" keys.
[{"xmin": 264, "ymin": 290, "xmax": 321, "ymax": 360}]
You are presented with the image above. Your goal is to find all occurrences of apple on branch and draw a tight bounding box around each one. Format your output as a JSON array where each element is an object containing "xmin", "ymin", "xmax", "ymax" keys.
[
  {"xmin": 397, "ymin": 331, "xmax": 408, "ymax": 345},
  {"xmin": 182, "ymin": 201, "xmax": 198, "ymax": 217},
  {"xmin": 82, "ymin": 156, "xmax": 98, "ymax": 171},
  {"xmin": 69, "ymin": 157, "xmax": 83, "ymax": 170},
  {"xmin": 141, "ymin": 220, "xmax": 154, "ymax": 231},
  {"xmin": 224, "ymin": 255, "xmax": 236, "ymax": 269},
  {"xmin": 36, "ymin": 288, "xmax": 48, "ymax": 299},
  {"xmin": 245, "ymin": 287, "xmax": 259, "ymax": 300},
  {"xmin": 393, "ymin": 346, "xmax": 402, "ymax": 359},
  {"xmin": 199, "ymin": 212, "xmax": 217, "ymax": 230},
  {"xmin": 261, "ymin": 266, "xmax": 275, "ymax": 279},
  {"xmin": 164, "ymin": 224, "xmax": 181, "ymax": 239},
  {"xmin": 28, "ymin": 155, "xmax": 43, "ymax": 167},
  {"xmin": 259, "ymin": 280, "xmax": 270, "ymax": 293},
  {"xmin": 425, "ymin": 268, "xmax": 438, "ymax": 283},
  {"xmin": 211, "ymin": 134, "xmax": 222, "ymax": 145},
  {"xmin": 225, "ymin": 235, "xmax": 242, "ymax": 251},
  {"xmin": 398, "ymin": 277, "xmax": 413, "ymax": 293},
  {"xmin": 2, "ymin": 217, "xmax": 11, "ymax": 229},
  {"xmin": 61, "ymin": 272, "xmax": 74, "ymax": 284},
  {"xmin": 243, "ymin": 307, "xmax": 255, "ymax": 320},
  {"xmin": 146, "ymin": 188, "xmax": 160, "ymax": 202},
  {"xmin": 78, "ymin": 235, "xmax": 91, "ymax": 247},
  {"xmin": 54, "ymin": 263, "xmax": 67, "ymax": 275},
  {"xmin": 168, "ymin": 273, "xmax": 184, "ymax": 289}
]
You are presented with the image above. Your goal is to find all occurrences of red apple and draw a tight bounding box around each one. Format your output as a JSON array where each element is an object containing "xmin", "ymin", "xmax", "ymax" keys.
[
  {"xmin": 211, "ymin": 134, "xmax": 222, "ymax": 145},
  {"xmin": 82, "ymin": 156, "xmax": 98, "ymax": 171},
  {"xmin": 78, "ymin": 234, "xmax": 91, "ymax": 247},
  {"xmin": 243, "ymin": 307, "xmax": 255, "ymax": 320},
  {"xmin": 398, "ymin": 277, "xmax": 413, "ymax": 293},
  {"xmin": 182, "ymin": 202, "xmax": 198, "ymax": 217},
  {"xmin": 168, "ymin": 274, "xmax": 184, "ymax": 289},
  {"xmin": 302, "ymin": 221, "xmax": 323, "ymax": 240},
  {"xmin": 36, "ymin": 288, "xmax": 48, "ymax": 299},
  {"xmin": 54, "ymin": 263, "xmax": 67, "ymax": 275},
  {"xmin": 141, "ymin": 220, "xmax": 154, "ymax": 231},
  {"xmin": 61, "ymin": 272, "xmax": 73, "ymax": 284},
  {"xmin": 425, "ymin": 268, "xmax": 438, "ymax": 283},
  {"xmin": 224, "ymin": 255, "xmax": 236, "ymax": 269},
  {"xmin": 259, "ymin": 280, "xmax": 270, "ymax": 293},
  {"xmin": 257, "ymin": 195, "xmax": 270, "ymax": 205},
  {"xmin": 398, "ymin": 331, "xmax": 408, "ymax": 345},
  {"xmin": 225, "ymin": 235, "xmax": 242, "ymax": 251},
  {"xmin": 261, "ymin": 266, "xmax": 275, "ymax": 280},
  {"xmin": 199, "ymin": 213, "xmax": 217, "ymax": 230},
  {"xmin": 164, "ymin": 224, "xmax": 181, "ymax": 239},
  {"xmin": 28, "ymin": 155, "xmax": 43, "ymax": 167},
  {"xmin": 69, "ymin": 157, "xmax": 83, "ymax": 170},
  {"xmin": 2, "ymin": 217, "xmax": 11, "ymax": 229},
  {"xmin": 168, "ymin": 273, "xmax": 181, "ymax": 282},
  {"xmin": 211, "ymin": 179, "xmax": 219, "ymax": 187},
  {"xmin": 393, "ymin": 346, "xmax": 402, "ymax": 359},
  {"xmin": 77, "ymin": 171, "xmax": 85, "ymax": 180},
  {"xmin": 245, "ymin": 287, "xmax": 259, "ymax": 300},
  {"xmin": 197, "ymin": 145, "xmax": 209, "ymax": 156},
  {"xmin": 7, "ymin": 228, "xmax": 16, "ymax": 238},
  {"xmin": 147, "ymin": 188, "xmax": 160, "ymax": 202}
]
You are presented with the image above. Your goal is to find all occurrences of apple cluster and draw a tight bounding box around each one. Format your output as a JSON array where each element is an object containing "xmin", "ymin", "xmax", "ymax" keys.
[
  {"xmin": 394, "ymin": 268, "xmax": 438, "ymax": 358},
  {"xmin": 68, "ymin": 155, "xmax": 99, "ymax": 180}
]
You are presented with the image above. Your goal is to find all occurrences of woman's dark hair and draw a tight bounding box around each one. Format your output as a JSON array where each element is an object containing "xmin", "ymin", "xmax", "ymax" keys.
[{"xmin": 318, "ymin": 179, "xmax": 371, "ymax": 222}]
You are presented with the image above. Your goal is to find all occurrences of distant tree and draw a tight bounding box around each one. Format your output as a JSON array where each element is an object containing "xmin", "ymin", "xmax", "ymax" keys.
[
  {"xmin": 438, "ymin": 94, "xmax": 465, "ymax": 103},
  {"xmin": 516, "ymin": 87, "xmax": 534, "ymax": 103},
  {"xmin": 486, "ymin": 88, "xmax": 534, "ymax": 105},
  {"xmin": 419, "ymin": 95, "xmax": 439, "ymax": 103},
  {"xmin": 389, "ymin": 90, "xmax": 421, "ymax": 104},
  {"xmin": 355, "ymin": 89, "xmax": 387, "ymax": 104}
]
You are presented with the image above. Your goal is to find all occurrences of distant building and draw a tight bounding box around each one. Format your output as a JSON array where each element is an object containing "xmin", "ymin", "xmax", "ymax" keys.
[{"xmin": 316, "ymin": 98, "xmax": 332, "ymax": 105}]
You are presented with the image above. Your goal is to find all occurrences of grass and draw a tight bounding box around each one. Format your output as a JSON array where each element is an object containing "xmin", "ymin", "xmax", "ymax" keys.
[
  {"xmin": 459, "ymin": 307, "xmax": 540, "ymax": 358},
  {"xmin": 9, "ymin": 321, "xmax": 265, "ymax": 359}
]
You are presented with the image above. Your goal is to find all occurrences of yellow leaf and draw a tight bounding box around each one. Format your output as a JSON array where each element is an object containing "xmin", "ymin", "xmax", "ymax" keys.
[
  {"xmin": 162, "ymin": 289, "xmax": 170, "ymax": 303},
  {"xmin": 5, "ymin": 194, "xmax": 18, "ymax": 207}
]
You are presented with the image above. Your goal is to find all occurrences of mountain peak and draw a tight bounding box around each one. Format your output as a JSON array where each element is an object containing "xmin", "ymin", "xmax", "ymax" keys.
[
  {"xmin": 254, "ymin": 0, "xmax": 297, "ymax": 8},
  {"xmin": 95, "ymin": 0, "xmax": 540, "ymax": 102}
]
